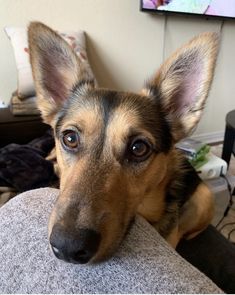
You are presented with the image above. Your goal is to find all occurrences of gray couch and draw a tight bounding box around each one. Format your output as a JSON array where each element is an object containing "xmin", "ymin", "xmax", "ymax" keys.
[{"xmin": 0, "ymin": 188, "xmax": 222, "ymax": 293}]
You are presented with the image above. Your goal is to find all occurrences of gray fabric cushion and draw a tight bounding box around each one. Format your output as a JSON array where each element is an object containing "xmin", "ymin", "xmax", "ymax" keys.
[{"xmin": 0, "ymin": 188, "xmax": 222, "ymax": 293}]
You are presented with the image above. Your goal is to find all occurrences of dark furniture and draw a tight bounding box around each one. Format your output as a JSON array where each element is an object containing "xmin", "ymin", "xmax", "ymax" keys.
[
  {"xmin": 0, "ymin": 107, "xmax": 50, "ymax": 147},
  {"xmin": 177, "ymin": 224, "xmax": 235, "ymax": 294},
  {"xmin": 222, "ymin": 110, "xmax": 235, "ymax": 167}
]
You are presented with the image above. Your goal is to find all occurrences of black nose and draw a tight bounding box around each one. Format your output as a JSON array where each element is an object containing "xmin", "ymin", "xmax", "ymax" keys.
[{"xmin": 49, "ymin": 224, "xmax": 101, "ymax": 264}]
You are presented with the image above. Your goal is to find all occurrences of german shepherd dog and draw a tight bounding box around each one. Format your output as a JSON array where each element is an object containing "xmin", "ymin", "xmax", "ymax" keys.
[{"xmin": 28, "ymin": 22, "xmax": 219, "ymax": 264}]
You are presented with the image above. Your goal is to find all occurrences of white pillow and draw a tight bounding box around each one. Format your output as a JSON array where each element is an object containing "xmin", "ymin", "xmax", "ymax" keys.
[{"xmin": 5, "ymin": 26, "xmax": 94, "ymax": 99}]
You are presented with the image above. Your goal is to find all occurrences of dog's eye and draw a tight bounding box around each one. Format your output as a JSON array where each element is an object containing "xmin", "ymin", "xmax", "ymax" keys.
[
  {"xmin": 62, "ymin": 130, "xmax": 80, "ymax": 150},
  {"xmin": 128, "ymin": 139, "xmax": 152, "ymax": 162}
]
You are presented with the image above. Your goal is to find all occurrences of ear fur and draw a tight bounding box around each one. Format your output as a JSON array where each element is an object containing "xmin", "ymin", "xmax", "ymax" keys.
[
  {"xmin": 143, "ymin": 32, "xmax": 220, "ymax": 142},
  {"xmin": 28, "ymin": 22, "xmax": 94, "ymax": 125}
]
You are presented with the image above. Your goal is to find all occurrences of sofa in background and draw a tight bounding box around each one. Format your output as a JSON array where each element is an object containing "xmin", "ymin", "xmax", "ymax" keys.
[{"xmin": 4, "ymin": 26, "xmax": 95, "ymax": 116}]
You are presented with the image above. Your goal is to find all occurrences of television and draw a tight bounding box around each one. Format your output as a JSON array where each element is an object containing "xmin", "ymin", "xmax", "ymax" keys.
[{"xmin": 141, "ymin": 0, "xmax": 235, "ymax": 20}]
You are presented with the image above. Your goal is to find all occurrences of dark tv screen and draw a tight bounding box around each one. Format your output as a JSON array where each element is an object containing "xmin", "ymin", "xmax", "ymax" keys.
[{"xmin": 141, "ymin": 0, "xmax": 235, "ymax": 19}]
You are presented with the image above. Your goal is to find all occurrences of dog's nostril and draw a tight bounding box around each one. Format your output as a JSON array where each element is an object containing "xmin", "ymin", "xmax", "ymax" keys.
[
  {"xmin": 52, "ymin": 246, "xmax": 60, "ymax": 254},
  {"xmin": 72, "ymin": 249, "xmax": 91, "ymax": 264},
  {"xmin": 50, "ymin": 244, "xmax": 66, "ymax": 260},
  {"xmin": 75, "ymin": 250, "xmax": 87, "ymax": 257}
]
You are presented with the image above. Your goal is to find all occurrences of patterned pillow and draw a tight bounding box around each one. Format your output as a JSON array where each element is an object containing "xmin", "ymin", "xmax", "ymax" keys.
[{"xmin": 5, "ymin": 26, "xmax": 94, "ymax": 99}]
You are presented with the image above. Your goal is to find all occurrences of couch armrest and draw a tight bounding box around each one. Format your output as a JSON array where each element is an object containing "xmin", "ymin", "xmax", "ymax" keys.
[{"xmin": 0, "ymin": 188, "xmax": 222, "ymax": 293}]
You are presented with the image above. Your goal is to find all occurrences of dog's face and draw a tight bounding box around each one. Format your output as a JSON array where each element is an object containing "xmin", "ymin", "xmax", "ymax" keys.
[
  {"xmin": 28, "ymin": 22, "xmax": 219, "ymax": 264},
  {"xmin": 48, "ymin": 88, "xmax": 174, "ymax": 263}
]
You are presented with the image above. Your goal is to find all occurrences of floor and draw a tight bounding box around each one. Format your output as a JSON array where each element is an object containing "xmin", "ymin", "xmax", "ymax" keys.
[{"xmin": 211, "ymin": 144, "xmax": 235, "ymax": 244}]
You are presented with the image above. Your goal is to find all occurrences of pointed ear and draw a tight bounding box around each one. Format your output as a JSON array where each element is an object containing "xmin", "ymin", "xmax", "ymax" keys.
[
  {"xmin": 143, "ymin": 32, "xmax": 219, "ymax": 142},
  {"xmin": 28, "ymin": 22, "xmax": 94, "ymax": 125}
]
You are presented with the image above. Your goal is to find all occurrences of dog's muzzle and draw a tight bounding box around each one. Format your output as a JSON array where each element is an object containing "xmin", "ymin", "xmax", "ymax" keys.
[{"xmin": 49, "ymin": 224, "xmax": 101, "ymax": 264}]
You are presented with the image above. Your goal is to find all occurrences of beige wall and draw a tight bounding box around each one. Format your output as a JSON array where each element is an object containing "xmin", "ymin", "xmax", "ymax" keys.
[{"xmin": 0, "ymin": 0, "xmax": 234, "ymax": 137}]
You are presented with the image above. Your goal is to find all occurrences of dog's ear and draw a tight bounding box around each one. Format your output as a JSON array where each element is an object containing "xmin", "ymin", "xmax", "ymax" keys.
[
  {"xmin": 143, "ymin": 32, "xmax": 219, "ymax": 142},
  {"xmin": 28, "ymin": 22, "xmax": 94, "ymax": 124}
]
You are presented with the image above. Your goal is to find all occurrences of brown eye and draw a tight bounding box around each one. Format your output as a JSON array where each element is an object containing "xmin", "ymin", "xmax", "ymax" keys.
[
  {"xmin": 128, "ymin": 139, "xmax": 152, "ymax": 162},
  {"xmin": 62, "ymin": 130, "xmax": 80, "ymax": 150}
]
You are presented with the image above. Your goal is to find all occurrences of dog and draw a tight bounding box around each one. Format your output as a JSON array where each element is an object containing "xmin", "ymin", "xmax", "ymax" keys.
[{"xmin": 28, "ymin": 22, "xmax": 219, "ymax": 264}]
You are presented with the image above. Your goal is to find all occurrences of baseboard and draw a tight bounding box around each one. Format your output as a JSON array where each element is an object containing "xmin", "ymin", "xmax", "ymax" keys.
[{"xmin": 191, "ymin": 131, "xmax": 224, "ymax": 144}]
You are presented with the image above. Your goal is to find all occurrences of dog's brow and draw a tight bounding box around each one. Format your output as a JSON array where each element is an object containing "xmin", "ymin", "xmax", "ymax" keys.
[
  {"xmin": 101, "ymin": 91, "xmax": 121, "ymax": 125},
  {"xmin": 55, "ymin": 109, "xmax": 67, "ymax": 138}
]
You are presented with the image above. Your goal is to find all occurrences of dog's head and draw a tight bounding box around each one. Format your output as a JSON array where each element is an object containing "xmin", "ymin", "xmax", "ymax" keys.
[{"xmin": 28, "ymin": 22, "xmax": 219, "ymax": 264}]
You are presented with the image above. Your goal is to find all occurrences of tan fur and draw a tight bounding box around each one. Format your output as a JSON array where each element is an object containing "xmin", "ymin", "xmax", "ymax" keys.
[
  {"xmin": 156, "ymin": 182, "xmax": 214, "ymax": 248},
  {"xmin": 179, "ymin": 183, "xmax": 215, "ymax": 240},
  {"xmin": 165, "ymin": 225, "xmax": 180, "ymax": 248},
  {"xmin": 28, "ymin": 22, "xmax": 219, "ymax": 263},
  {"xmin": 137, "ymin": 154, "xmax": 170, "ymax": 222}
]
